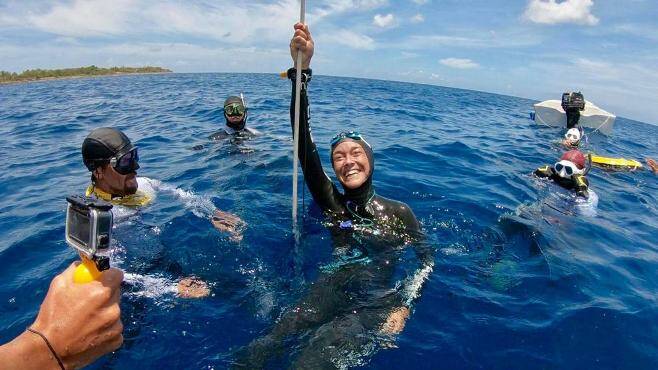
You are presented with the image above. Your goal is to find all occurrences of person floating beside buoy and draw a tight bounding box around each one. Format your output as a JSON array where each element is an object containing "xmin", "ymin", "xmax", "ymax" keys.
[{"xmin": 562, "ymin": 127, "xmax": 582, "ymax": 149}]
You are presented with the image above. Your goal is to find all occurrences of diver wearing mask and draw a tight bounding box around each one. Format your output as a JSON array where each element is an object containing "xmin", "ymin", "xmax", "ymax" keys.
[
  {"xmin": 208, "ymin": 95, "xmax": 258, "ymax": 140},
  {"xmin": 535, "ymin": 149, "xmax": 591, "ymax": 199},
  {"xmin": 82, "ymin": 127, "xmax": 150, "ymax": 207},
  {"xmin": 81, "ymin": 127, "xmax": 244, "ymax": 298},
  {"xmin": 562, "ymin": 127, "xmax": 583, "ymax": 149}
]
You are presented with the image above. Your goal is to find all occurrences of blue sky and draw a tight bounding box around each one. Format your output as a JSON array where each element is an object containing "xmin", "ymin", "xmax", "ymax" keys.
[{"xmin": 1, "ymin": 0, "xmax": 657, "ymax": 124}]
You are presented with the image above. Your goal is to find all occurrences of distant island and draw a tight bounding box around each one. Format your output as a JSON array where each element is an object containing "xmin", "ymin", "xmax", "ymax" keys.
[{"xmin": 0, "ymin": 66, "xmax": 172, "ymax": 84}]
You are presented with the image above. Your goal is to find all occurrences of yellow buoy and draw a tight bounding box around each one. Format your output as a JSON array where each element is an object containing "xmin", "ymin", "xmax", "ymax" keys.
[{"xmin": 591, "ymin": 155, "xmax": 643, "ymax": 170}]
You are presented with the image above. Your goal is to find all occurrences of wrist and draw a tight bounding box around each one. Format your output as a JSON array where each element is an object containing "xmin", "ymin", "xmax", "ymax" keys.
[
  {"xmin": 287, "ymin": 68, "xmax": 313, "ymax": 83},
  {"xmin": 0, "ymin": 331, "xmax": 61, "ymax": 369}
]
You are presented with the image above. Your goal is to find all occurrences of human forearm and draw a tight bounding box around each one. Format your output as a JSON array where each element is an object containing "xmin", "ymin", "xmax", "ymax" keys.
[
  {"xmin": 289, "ymin": 73, "xmax": 340, "ymax": 211},
  {"xmin": 0, "ymin": 331, "xmax": 63, "ymax": 369}
]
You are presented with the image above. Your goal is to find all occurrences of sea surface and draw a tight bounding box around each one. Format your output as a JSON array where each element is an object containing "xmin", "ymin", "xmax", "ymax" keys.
[{"xmin": 1, "ymin": 73, "xmax": 657, "ymax": 369}]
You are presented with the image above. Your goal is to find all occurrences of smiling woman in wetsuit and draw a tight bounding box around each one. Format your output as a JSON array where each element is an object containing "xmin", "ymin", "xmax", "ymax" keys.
[
  {"xmin": 234, "ymin": 23, "xmax": 433, "ymax": 369},
  {"xmin": 287, "ymin": 24, "xmax": 420, "ymax": 238}
]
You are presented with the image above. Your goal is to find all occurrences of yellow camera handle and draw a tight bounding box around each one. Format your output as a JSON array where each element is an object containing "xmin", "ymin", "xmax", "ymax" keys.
[{"xmin": 74, "ymin": 255, "xmax": 102, "ymax": 284}]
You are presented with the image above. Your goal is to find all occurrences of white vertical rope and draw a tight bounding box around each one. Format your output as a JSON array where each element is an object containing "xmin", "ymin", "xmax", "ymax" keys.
[{"xmin": 292, "ymin": 0, "xmax": 306, "ymax": 236}]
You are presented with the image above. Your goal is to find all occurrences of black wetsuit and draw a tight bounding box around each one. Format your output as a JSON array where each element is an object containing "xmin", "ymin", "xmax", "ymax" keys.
[
  {"xmin": 192, "ymin": 125, "xmax": 257, "ymax": 150},
  {"xmin": 234, "ymin": 71, "xmax": 433, "ymax": 369},
  {"xmin": 208, "ymin": 126, "xmax": 257, "ymax": 141},
  {"xmin": 535, "ymin": 165, "xmax": 590, "ymax": 198},
  {"xmin": 291, "ymin": 71, "xmax": 420, "ymax": 236}
]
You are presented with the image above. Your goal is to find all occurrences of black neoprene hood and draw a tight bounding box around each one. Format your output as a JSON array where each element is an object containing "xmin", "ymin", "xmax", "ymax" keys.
[{"xmin": 82, "ymin": 127, "xmax": 134, "ymax": 171}]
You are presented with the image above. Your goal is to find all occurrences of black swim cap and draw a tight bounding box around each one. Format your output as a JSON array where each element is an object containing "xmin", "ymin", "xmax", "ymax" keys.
[
  {"xmin": 224, "ymin": 96, "xmax": 244, "ymax": 108},
  {"xmin": 82, "ymin": 127, "xmax": 134, "ymax": 171},
  {"xmin": 330, "ymin": 134, "xmax": 374, "ymax": 174},
  {"xmin": 330, "ymin": 134, "xmax": 376, "ymax": 204}
]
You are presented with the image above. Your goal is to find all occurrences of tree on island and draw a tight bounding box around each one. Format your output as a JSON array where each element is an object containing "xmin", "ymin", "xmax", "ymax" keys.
[{"xmin": 0, "ymin": 65, "xmax": 172, "ymax": 83}]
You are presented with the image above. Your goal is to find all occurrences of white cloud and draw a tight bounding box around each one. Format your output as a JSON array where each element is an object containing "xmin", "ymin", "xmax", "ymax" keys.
[
  {"xmin": 400, "ymin": 51, "xmax": 419, "ymax": 58},
  {"xmin": 0, "ymin": 13, "xmax": 20, "ymax": 27},
  {"xmin": 572, "ymin": 58, "xmax": 620, "ymax": 79},
  {"xmin": 28, "ymin": 0, "xmax": 135, "ymax": 37},
  {"xmin": 404, "ymin": 31, "xmax": 541, "ymax": 49},
  {"xmin": 323, "ymin": 29, "xmax": 376, "ymax": 50},
  {"xmin": 359, "ymin": 0, "xmax": 389, "ymax": 8},
  {"xmin": 5, "ymin": 0, "xmax": 299, "ymax": 42},
  {"xmin": 523, "ymin": 0, "xmax": 599, "ymax": 26},
  {"xmin": 411, "ymin": 0, "xmax": 429, "ymax": 4},
  {"xmin": 313, "ymin": 0, "xmax": 388, "ymax": 19},
  {"xmin": 0, "ymin": 41, "xmax": 290, "ymax": 73},
  {"xmin": 143, "ymin": 1, "xmax": 298, "ymax": 43},
  {"xmin": 373, "ymin": 14, "xmax": 396, "ymax": 28},
  {"xmin": 411, "ymin": 14, "xmax": 425, "ymax": 23},
  {"xmin": 4, "ymin": 0, "xmax": 391, "ymax": 47},
  {"xmin": 611, "ymin": 23, "xmax": 658, "ymax": 41},
  {"xmin": 397, "ymin": 69, "xmax": 443, "ymax": 85},
  {"xmin": 440, "ymin": 58, "xmax": 479, "ymax": 69}
]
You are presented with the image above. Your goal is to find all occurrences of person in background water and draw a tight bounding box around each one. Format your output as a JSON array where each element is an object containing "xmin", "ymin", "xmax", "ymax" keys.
[
  {"xmin": 561, "ymin": 91, "xmax": 585, "ymax": 129},
  {"xmin": 562, "ymin": 127, "xmax": 582, "ymax": 149},
  {"xmin": 81, "ymin": 127, "xmax": 244, "ymax": 297},
  {"xmin": 235, "ymin": 22, "xmax": 434, "ymax": 369},
  {"xmin": 535, "ymin": 149, "xmax": 591, "ymax": 199},
  {"xmin": 0, "ymin": 263, "xmax": 123, "ymax": 369},
  {"xmin": 194, "ymin": 95, "xmax": 259, "ymax": 150}
]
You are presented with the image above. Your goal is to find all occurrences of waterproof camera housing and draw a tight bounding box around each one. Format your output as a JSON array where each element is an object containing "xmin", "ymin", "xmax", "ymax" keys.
[{"xmin": 65, "ymin": 195, "xmax": 113, "ymax": 270}]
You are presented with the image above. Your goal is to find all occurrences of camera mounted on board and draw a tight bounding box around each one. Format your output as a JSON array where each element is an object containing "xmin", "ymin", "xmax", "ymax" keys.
[
  {"xmin": 65, "ymin": 195, "xmax": 113, "ymax": 274},
  {"xmin": 561, "ymin": 92, "xmax": 585, "ymax": 111}
]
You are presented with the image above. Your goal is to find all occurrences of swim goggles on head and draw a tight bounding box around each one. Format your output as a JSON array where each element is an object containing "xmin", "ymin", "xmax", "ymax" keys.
[
  {"xmin": 224, "ymin": 103, "xmax": 245, "ymax": 117},
  {"xmin": 554, "ymin": 160, "xmax": 582, "ymax": 178},
  {"xmin": 330, "ymin": 131, "xmax": 365, "ymax": 148},
  {"xmin": 109, "ymin": 147, "xmax": 139, "ymax": 175}
]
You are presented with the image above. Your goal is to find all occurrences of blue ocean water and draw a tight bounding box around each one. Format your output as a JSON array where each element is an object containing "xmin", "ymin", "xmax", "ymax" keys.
[{"xmin": 1, "ymin": 73, "xmax": 657, "ymax": 369}]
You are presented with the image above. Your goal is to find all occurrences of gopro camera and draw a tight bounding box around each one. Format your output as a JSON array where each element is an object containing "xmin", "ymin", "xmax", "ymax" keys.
[{"xmin": 65, "ymin": 195, "xmax": 113, "ymax": 271}]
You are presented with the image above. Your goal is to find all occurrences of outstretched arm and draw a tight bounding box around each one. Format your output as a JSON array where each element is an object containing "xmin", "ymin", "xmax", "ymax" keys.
[
  {"xmin": 382, "ymin": 209, "xmax": 435, "ymax": 335},
  {"xmin": 289, "ymin": 23, "xmax": 343, "ymax": 213}
]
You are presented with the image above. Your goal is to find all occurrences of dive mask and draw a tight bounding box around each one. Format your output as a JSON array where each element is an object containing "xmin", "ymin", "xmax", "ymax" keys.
[
  {"xmin": 224, "ymin": 103, "xmax": 246, "ymax": 117},
  {"xmin": 565, "ymin": 128, "xmax": 581, "ymax": 143},
  {"xmin": 554, "ymin": 160, "xmax": 582, "ymax": 178},
  {"xmin": 109, "ymin": 147, "xmax": 139, "ymax": 175}
]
